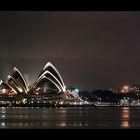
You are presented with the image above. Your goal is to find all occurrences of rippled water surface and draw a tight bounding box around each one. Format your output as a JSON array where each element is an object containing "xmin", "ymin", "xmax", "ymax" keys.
[{"xmin": 0, "ymin": 107, "xmax": 140, "ymax": 129}]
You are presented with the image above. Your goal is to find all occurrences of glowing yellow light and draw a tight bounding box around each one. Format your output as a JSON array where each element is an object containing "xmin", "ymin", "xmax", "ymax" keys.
[
  {"xmin": 22, "ymin": 99, "xmax": 26, "ymax": 104},
  {"xmin": 60, "ymin": 101, "xmax": 63, "ymax": 105},
  {"xmin": 122, "ymin": 85, "xmax": 130, "ymax": 93},
  {"xmin": 18, "ymin": 88, "xmax": 23, "ymax": 93},
  {"xmin": 123, "ymin": 86, "xmax": 129, "ymax": 90}
]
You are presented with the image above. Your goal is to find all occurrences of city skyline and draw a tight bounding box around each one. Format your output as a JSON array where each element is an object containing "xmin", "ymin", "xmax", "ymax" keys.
[{"xmin": 0, "ymin": 11, "xmax": 140, "ymax": 90}]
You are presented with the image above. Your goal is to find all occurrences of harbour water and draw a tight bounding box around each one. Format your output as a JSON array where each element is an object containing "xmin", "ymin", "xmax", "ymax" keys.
[{"xmin": 0, "ymin": 107, "xmax": 140, "ymax": 129}]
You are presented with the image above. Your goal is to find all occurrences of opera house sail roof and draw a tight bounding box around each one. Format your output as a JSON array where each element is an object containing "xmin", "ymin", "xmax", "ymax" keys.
[{"xmin": 0, "ymin": 62, "xmax": 65, "ymax": 95}]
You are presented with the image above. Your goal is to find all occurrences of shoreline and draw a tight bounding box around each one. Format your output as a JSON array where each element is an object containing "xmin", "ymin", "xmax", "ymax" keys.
[{"xmin": 0, "ymin": 103, "xmax": 139, "ymax": 108}]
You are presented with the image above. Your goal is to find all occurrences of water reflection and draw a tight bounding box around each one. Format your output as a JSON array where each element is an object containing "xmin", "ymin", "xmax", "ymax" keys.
[
  {"xmin": 0, "ymin": 107, "xmax": 6, "ymax": 113},
  {"xmin": 0, "ymin": 122, "xmax": 6, "ymax": 128},
  {"xmin": 1, "ymin": 115, "xmax": 6, "ymax": 118},
  {"xmin": 1, "ymin": 107, "xmax": 140, "ymax": 128},
  {"xmin": 121, "ymin": 107, "xmax": 130, "ymax": 128},
  {"xmin": 54, "ymin": 121, "xmax": 87, "ymax": 128}
]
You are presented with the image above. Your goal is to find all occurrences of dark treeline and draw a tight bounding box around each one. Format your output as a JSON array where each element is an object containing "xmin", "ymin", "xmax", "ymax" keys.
[{"xmin": 79, "ymin": 90, "xmax": 140, "ymax": 103}]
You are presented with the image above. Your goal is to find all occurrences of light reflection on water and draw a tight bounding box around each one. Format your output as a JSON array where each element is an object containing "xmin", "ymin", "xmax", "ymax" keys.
[
  {"xmin": 0, "ymin": 107, "xmax": 140, "ymax": 129},
  {"xmin": 121, "ymin": 107, "xmax": 130, "ymax": 128}
]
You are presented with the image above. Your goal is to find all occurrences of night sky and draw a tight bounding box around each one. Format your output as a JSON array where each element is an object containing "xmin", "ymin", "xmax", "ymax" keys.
[{"xmin": 0, "ymin": 11, "xmax": 140, "ymax": 91}]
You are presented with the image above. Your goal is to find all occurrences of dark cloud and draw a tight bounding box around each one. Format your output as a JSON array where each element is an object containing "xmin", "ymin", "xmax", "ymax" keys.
[{"xmin": 0, "ymin": 11, "xmax": 140, "ymax": 90}]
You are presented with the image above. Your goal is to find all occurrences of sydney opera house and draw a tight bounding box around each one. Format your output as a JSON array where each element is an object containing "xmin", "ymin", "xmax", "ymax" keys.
[{"xmin": 0, "ymin": 62, "xmax": 83, "ymax": 106}]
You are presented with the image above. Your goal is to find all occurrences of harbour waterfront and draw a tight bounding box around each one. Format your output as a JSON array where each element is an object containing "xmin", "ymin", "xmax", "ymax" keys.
[{"xmin": 0, "ymin": 107, "xmax": 140, "ymax": 129}]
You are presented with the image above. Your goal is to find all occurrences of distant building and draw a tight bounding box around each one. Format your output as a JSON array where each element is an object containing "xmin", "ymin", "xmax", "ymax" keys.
[
  {"xmin": 130, "ymin": 85, "xmax": 140, "ymax": 93},
  {"xmin": 120, "ymin": 97, "xmax": 130, "ymax": 106},
  {"xmin": 119, "ymin": 84, "xmax": 140, "ymax": 94}
]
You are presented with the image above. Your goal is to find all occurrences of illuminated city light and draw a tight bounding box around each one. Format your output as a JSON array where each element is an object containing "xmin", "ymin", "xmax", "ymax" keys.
[
  {"xmin": 19, "ymin": 88, "xmax": 23, "ymax": 93},
  {"xmin": 75, "ymin": 89, "xmax": 79, "ymax": 93},
  {"xmin": 22, "ymin": 99, "xmax": 26, "ymax": 104},
  {"xmin": 121, "ymin": 85, "xmax": 130, "ymax": 93},
  {"xmin": 74, "ymin": 102, "xmax": 77, "ymax": 105},
  {"xmin": 63, "ymin": 85, "xmax": 66, "ymax": 92},
  {"xmin": 60, "ymin": 101, "xmax": 63, "ymax": 105}
]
